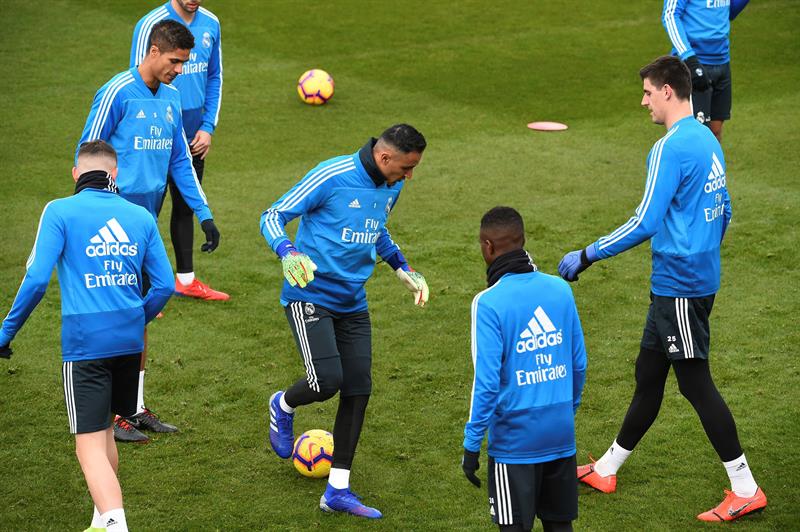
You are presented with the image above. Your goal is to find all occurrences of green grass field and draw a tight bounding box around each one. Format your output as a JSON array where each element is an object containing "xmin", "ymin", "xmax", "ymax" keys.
[{"xmin": 1, "ymin": 1, "xmax": 798, "ymax": 530}]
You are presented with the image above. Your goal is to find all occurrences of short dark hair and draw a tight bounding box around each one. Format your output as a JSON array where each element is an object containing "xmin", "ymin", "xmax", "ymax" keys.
[
  {"xmin": 379, "ymin": 124, "xmax": 427, "ymax": 154},
  {"xmin": 77, "ymin": 140, "xmax": 117, "ymax": 162},
  {"xmin": 149, "ymin": 19, "xmax": 194, "ymax": 53},
  {"xmin": 480, "ymin": 206, "xmax": 524, "ymax": 235},
  {"xmin": 639, "ymin": 55, "xmax": 691, "ymax": 100}
]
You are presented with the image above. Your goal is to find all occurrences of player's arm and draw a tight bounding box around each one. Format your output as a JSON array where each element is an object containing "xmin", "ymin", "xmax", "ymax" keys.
[
  {"xmin": 559, "ymin": 141, "xmax": 682, "ymax": 281},
  {"xmin": 570, "ymin": 298, "xmax": 588, "ymax": 414},
  {"xmin": 75, "ymin": 82, "xmax": 124, "ymax": 163},
  {"xmin": 168, "ymin": 107, "xmax": 213, "ymax": 224},
  {"xmin": 141, "ymin": 220, "xmax": 174, "ymax": 323},
  {"xmin": 462, "ymin": 297, "xmax": 503, "ymax": 486},
  {"xmin": 722, "ymin": 186, "xmax": 732, "ymax": 242},
  {"xmin": 130, "ymin": 15, "xmax": 146, "ymax": 68},
  {"xmin": 0, "ymin": 203, "xmax": 64, "ymax": 351},
  {"xmin": 377, "ymin": 228, "xmax": 429, "ymax": 307},
  {"xmin": 730, "ymin": 0, "xmax": 750, "ymax": 20},
  {"xmin": 200, "ymin": 27, "xmax": 223, "ymax": 136},
  {"xmin": 662, "ymin": 0, "xmax": 694, "ymax": 60},
  {"xmin": 259, "ymin": 169, "xmax": 335, "ymax": 287}
]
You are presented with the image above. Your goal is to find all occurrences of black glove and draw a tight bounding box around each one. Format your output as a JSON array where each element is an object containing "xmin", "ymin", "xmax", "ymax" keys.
[
  {"xmin": 462, "ymin": 449, "xmax": 481, "ymax": 488},
  {"xmin": 0, "ymin": 344, "xmax": 12, "ymax": 359},
  {"xmin": 684, "ymin": 55, "xmax": 709, "ymax": 92},
  {"xmin": 200, "ymin": 219, "xmax": 220, "ymax": 253}
]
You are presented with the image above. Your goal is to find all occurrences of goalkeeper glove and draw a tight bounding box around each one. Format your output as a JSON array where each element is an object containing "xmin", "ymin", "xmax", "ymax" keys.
[
  {"xmin": 200, "ymin": 219, "xmax": 220, "ymax": 252},
  {"xmin": 462, "ymin": 449, "xmax": 481, "ymax": 488},
  {"xmin": 396, "ymin": 267, "xmax": 429, "ymax": 307},
  {"xmin": 0, "ymin": 344, "xmax": 12, "ymax": 359},
  {"xmin": 278, "ymin": 245, "xmax": 317, "ymax": 288},
  {"xmin": 558, "ymin": 245, "xmax": 597, "ymax": 282},
  {"xmin": 684, "ymin": 55, "xmax": 710, "ymax": 92}
]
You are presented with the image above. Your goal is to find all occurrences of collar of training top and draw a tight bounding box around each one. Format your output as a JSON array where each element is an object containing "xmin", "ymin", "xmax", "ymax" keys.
[{"xmin": 358, "ymin": 138, "xmax": 389, "ymax": 187}]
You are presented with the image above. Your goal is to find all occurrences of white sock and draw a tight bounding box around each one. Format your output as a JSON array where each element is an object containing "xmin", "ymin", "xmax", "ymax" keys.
[
  {"xmin": 328, "ymin": 468, "xmax": 350, "ymax": 490},
  {"xmin": 136, "ymin": 370, "xmax": 146, "ymax": 414},
  {"xmin": 100, "ymin": 508, "xmax": 128, "ymax": 532},
  {"xmin": 594, "ymin": 440, "xmax": 632, "ymax": 477},
  {"xmin": 279, "ymin": 393, "xmax": 295, "ymax": 414},
  {"xmin": 177, "ymin": 272, "xmax": 195, "ymax": 286},
  {"xmin": 724, "ymin": 454, "xmax": 758, "ymax": 497},
  {"xmin": 91, "ymin": 506, "xmax": 103, "ymax": 528}
]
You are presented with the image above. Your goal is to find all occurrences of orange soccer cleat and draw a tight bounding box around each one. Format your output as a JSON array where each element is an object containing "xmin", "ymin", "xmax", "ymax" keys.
[
  {"xmin": 174, "ymin": 278, "xmax": 230, "ymax": 301},
  {"xmin": 577, "ymin": 456, "xmax": 617, "ymax": 493},
  {"xmin": 697, "ymin": 487, "xmax": 767, "ymax": 522}
]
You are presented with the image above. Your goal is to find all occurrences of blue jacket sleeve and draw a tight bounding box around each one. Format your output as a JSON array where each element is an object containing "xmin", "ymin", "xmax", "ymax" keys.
[
  {"xmin": 730, "ymin": 0, "xmax": 749, "ymax": 20},
  {"xmin": 76, "ymin": 81, "xmax": 124, "ymax": 163},
  {"xmin": 375, "ymin": 194, "xmax": 407, "ymax": 270},
  {"xmin": 463, "ymin": 296, "xmax": 503, "ymax": 453},
  {"xmin": 663, "ymin": 0, "xmax": 695, "ymax": 59},
  {"xmin": 141, "ymin": 219, "xmax": 173, "ymax": 323},
  {"xmin": 200, "ymin": 28, "xmax": 223, "ymax": 134},
  {"xmin": 721, "ymin": 185, "xmax": 732, "ymax": 242},
  {"xmin": 570, "ymin": 299, "xmax": 587, "ymax": 414},
  {"xmin": 168, "ymin": 103, "xmax": 213, "ymax": 222},
  {"xmin": 130, "ymin": 16, "xmax": 146, "ymax": 68},
  {"xmin": 259, "ymin": 169, "xmax": 335, "ymax": 255},
  {"xmin": 593, "ymin": 140, "xmax": 682, "ymax": 259},
  {"xmin": 0, "ymin": 202, "xmax": 63, "ymax": 346}
]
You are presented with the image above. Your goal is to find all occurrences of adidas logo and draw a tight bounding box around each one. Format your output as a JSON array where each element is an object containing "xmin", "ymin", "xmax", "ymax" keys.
[
  {"xmin": 704, "ymin": 152, "xmax": 726, "ymax": 193},
  {"xmin": 106, "ymin": 518, "xmax": 118, "ymax": 526},
  {"xmin": 85, "ymin": 218, "xmax": 139, "ymax": 257},
  {"xmin": 736, "ymin": 462, "xmax": 748, "ymax": 472},
  {"xmin": 668, "ymin": 343, "xmax": 679, "ymax": 354},
  {"xmin": 136, "ymin": 109, "xmax": 146, "ymax": 119},
  {"xmin": 515, "ymin": 306, "xmax": 563, "ymax": 353},
  {"xmin": 348, "ymin": 198, "xmax": 361, "ymax": 208}
]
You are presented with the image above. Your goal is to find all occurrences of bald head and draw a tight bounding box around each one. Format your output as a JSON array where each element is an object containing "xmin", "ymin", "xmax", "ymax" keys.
[{"xmin": 479, "ymin": 207, "xmax": 526, "ymax": 265}]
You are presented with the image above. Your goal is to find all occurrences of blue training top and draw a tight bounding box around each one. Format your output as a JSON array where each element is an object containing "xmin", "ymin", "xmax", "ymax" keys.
[
  {"xmin": 591, "ymin": 116, "xmax": 732, "ymax": 298},
  {"xmin": 464, "ymin": 270, "xmax": 587, "ymax": 464},
  {"xmin": 662, "ymin": 0, "xmax": 733, "ymax": 64},
  {"xmin": 0, "ymin": 188, "xmax": 174, "ymax": 361},
  {"xmin": 260, "ymin": 141, "xmax": 407, "ymax": 313},
  {"xmin": 76, "ymin": 68, "xmax": 212, "ymax": 222},
  {"xmin": 130, "ymin": 2, "xmax": 223, "ymax": 138}
]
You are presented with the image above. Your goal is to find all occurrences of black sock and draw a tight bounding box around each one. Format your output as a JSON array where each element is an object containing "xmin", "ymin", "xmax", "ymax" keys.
[{"xmin": 332, "ymin": 395, "xmax": 369, "ymax": 470}]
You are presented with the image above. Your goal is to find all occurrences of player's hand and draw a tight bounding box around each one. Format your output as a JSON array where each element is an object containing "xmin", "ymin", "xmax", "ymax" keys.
[
  {"xmin": 190, "ymin": 130, "xmax": 212, "ymax": 159},
  {"xmin": 684, "ymin": 55, "xmax": 710, "ymax": 92},
  {"xmin": 0, "ymin": 344, "xmax": 12, "ymax": 359},
  {"xmin": 462, "ymin": 449, "xmax": 481, "ymax": 488},
  {"xmin": 200, "ymin": 219, "xmax": 220, "ymax": 252},
  {"xmin": 396, "ymin": 268, "xmax": 429, "ymax": 307},
  {"xmin": 558, "ymin": 246, "xmax": 596, "ymax": 282},
  {"xmin": 281, "ymin": 251, "xmax": 318, "ymax": 288}
]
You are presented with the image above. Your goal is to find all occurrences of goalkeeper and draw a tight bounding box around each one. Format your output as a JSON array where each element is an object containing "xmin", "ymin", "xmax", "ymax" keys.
[{"xmin": 259, "ymin": 124, "xmax": 428, "ymax": 519}]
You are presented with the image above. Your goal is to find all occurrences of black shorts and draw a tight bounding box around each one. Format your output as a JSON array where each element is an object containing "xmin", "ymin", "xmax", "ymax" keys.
[
  {"xmin": 61, "ymin": 353, "xmax": 140, "ymax": 434},
  {"xmin": 487, "ymin": 455, "xmax": 578, "ymax": 529},
  {"xmin": 641, "ymin": 293, "xmax": 714, "ymax": 360},
  {"xmin": 692, "ymin": 62, "xmax": 732, "ymax": 123},
  {"xmin": 284, "ymin": 301, "xmax": 372, "ymax": 397}
]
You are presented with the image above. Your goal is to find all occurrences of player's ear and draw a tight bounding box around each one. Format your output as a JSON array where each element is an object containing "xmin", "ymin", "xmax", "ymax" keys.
[
  {"xmin": 71, "ymin": 166, "xmax": 80, "ymax": 183},
  {"xmin": 109, "ymin": 167, "xmax": 119, "ymax": 181}
]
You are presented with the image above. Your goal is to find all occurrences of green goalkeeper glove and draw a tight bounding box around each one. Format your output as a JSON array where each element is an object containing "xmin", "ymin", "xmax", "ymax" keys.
[
  {"xmin": 396, "ymin": 268, "xmax": 429, "ymax": 307},
  {"xmin": 281, "ymin": 251, "xmax": 317, "ymax": 288}
]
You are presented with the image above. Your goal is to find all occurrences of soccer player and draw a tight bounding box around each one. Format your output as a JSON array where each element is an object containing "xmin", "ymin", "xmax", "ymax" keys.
[
  {"xmin": 131, "ymin": 0, "xmax": 228, "ymax": 301},
  {"xmin": 260, "ymin": 124, "xmax": 429, "ymax": 519},
  {"xmin": 77, "ymin": 19, "xmax": 221, "ymax": 442},
  {"xmin": 662, "ymin": 0, "xmax": 750, "ymax": 142},
  {"xmin": 0, "ymin": 141, "xmax": 174, "ymax": 532},
  {"xmin": 558, "ymin": 55, "xmax": 766, "ymax": 522},
  {"xmin": 463, "ymin": 207, "xmax": 587, "ymax": 532}
]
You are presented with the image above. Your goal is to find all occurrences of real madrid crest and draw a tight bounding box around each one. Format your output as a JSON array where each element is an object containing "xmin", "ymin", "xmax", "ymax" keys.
[
  {"xmin": 202, "ymin": 32, "xmax": 212, "ymax": 48},
  {"xmin": 304, "ymin": 302, "xmax": 315, "ymax": 316},
  {"xmin": 166, "ymin": 105, "xmax": 174, "ymax": 125}
]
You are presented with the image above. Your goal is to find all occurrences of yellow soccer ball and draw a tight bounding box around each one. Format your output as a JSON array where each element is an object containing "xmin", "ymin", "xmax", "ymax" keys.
[
  {"xmin": 297, "ymin": 69, "xmax": 335, "ymax": 105},
  {"xmin": 292, "ymin": 429, "xmax": 334, "ymax": 478}
]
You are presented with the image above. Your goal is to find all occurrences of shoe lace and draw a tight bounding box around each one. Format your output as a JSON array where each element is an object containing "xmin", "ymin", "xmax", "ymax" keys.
[
  {"xmin": 117, "ymin": 417, "xmax": 135, "ymax": 431},
  {"xmin": 140, "ymin": 408, "xmax": 159, "ymax": 422}
]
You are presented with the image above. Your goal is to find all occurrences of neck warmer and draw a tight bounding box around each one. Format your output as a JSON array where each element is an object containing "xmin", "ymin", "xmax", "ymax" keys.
[
  {"xmin": 74, "ymin": 170, "xmax": 119, "ymax": 195},
  {"xmin": 486, "ymin": 248, "xmax": 537, "ymax": 287}
]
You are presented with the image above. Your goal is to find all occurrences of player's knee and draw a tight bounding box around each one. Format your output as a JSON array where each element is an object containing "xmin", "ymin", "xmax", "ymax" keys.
[{"xmin": 315, "ymin": 368, "xmax": 343, "ymax": 400}]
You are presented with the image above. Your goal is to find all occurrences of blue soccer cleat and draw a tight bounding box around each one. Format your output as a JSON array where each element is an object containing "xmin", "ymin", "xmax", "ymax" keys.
[
  {"xmin": 269, "ymin": 391, "xmax": 294, "ymax": 459},
  {"xmin": 320, "ymin": 486, "xmax": 383, "ymax": 519}
]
